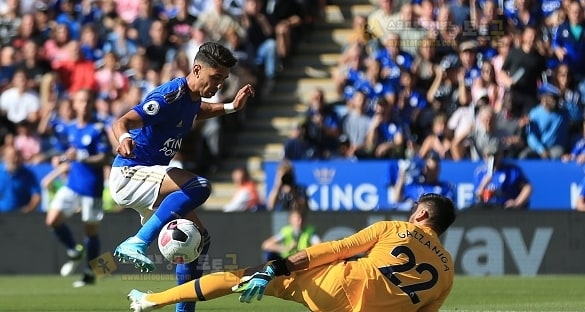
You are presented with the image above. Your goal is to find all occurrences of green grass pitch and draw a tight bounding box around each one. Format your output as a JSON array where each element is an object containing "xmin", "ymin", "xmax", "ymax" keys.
[{"xmin": 1, "ymin": 275, "xmax": 584, "ymax": 311}]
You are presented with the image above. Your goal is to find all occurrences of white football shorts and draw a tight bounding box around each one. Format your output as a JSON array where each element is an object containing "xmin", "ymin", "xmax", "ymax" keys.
[
  {"xmin": 50, "ymin": 186, "xmax": 104, "ymax": 222},
  {"xmin": 109, "ymin": 165, "xmax": 172, "ymax": 224}
]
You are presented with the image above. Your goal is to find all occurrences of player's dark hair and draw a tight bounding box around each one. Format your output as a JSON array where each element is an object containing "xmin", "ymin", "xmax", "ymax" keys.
[
  {"xmin": 194, "ymin": 41, "xmax": 237, "ymax": 68},
  {"xmin": 418, "ymin": 193, "xmax": 456, "ymax": 236}
]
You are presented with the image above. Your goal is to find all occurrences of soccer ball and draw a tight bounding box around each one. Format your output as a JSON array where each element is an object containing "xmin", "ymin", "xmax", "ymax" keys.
[{"xmin": 157, "ymin": 219, "xmax": 203, "ymax": 264}]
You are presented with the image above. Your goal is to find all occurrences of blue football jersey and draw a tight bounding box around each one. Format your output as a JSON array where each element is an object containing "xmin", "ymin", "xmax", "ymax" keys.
[
  {"xmin": 64, "ymin": 121, "xmax": 110, "ymax": 197},
  {"xmin": 374, "ymin": 121, "xmax": 402, "ymax": 144},
  {"xmin": 473, "ymin": 162, "xmax": 529, "ymax": 205},
  {"xmin": 112, "ymin": 77, "xmax": 200, "ymax": 167},
  {"xmin": 541, "ymin": 0, "xmax": 562, "ymax": 17},
  {"xmin": 396, "ymin": 90, "xmax": 427, "ymax": 125},
  {"xmin": 579, "ymin": 177, "xmax": 585, "ymax": 198},
  {"xmin": 50, "ymin": 114, "xmax": 74, "ymax": 151}
]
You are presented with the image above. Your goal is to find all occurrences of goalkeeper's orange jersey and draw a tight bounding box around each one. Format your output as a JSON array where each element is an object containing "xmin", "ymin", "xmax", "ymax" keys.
[{"xmin": 267, "ymin": 221, "xmax": 454, "ymax": 312}]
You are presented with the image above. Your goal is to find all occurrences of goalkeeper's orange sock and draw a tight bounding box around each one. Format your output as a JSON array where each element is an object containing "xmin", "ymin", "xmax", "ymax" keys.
[{"xmin": 145, "ymin": 269, "xmax": 248, "ymax": 305}]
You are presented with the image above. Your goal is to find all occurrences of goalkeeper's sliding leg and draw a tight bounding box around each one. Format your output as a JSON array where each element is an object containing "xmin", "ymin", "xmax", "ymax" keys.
[
  {"xmin": 131, "ymin": 270, "xmax": 248, "ymax": 309},
  {"xmin": 129, "ymin": 265, "xmax": 273, "ymax": 312},
  {"xmin": 128, "ymin": 262, "xmax": 349, "ymax": 312}
]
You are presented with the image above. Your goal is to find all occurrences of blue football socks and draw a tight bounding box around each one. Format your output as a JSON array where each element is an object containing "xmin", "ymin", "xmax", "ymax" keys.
[
  {"xmin": 85, "ymin": 235, "xmax": 100, "ymax": 269},
  {"xmin": 53, "ymin": 223, "xmax": 76, "ymax": 250},
  {"xmin": 175, "ymin": 261, "xmax": 198, "ymax": 312},
  {"xmin": 136, "ymin": 177, "xmax": 211, "ymax": 245},
  {"xmin": 175, "ymin": 230, "xmax": 210, "ymax": 312}
]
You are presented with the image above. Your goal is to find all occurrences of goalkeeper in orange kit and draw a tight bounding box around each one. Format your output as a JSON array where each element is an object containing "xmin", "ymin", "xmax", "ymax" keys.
[{"xmin": 128, "ymin": 193, "xmax": 457, "ymax": 312}]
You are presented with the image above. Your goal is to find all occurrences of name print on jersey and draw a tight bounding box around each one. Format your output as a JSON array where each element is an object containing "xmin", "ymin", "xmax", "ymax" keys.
[
  {"xmin": 397, "ymin": 229, "xmax": 451, "ymax": 272},
  {"xmin": 159, "ymin": 137, "xmax": 182, "ymax": 157}
]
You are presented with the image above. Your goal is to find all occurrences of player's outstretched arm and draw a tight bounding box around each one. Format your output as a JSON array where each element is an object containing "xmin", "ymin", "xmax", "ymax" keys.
[
  {"xmin": 300, "ymin": 222, "xmax": 381, "ymax": 269},
  {"xmin": 233, "ymin": 224, "xmax": 383, "ymax": 303},
  {"xmin": 197, "ymin": 84, "xmax": 255, "ymax": 120}
]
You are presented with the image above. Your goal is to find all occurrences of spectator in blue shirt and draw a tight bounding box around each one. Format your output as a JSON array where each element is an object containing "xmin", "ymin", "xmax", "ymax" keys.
[
  {"xmin": 283, "ymin": 121, "xmax": 317, "ymax": 161},
  {"xmin": 541, "ymin": 0, "xmax": 562, "ymax": 20},
  {"xmin": 552, "ymin": 64, "xmax": 584, "ymax": 143},
  {"xmin": 303, "ymin": 88, "xmax": 342, "ymax": 159},
  {"xmin": 0, "ymin": 145, "xmax": 41, "ymax": 213},
  {"xmin": 55, "ymin": 0, "xmax": 81, "ymax": 40},
  {"xmin": 503, "ymin": 0, "xmax": 542, "ymax": 31},
  {"xmin": 374, "ymin": 32, "xmax": 414, "ymax": 85},
  {"xmin": 520, "ymin": 83, "xmax": 570, "ymax": 159},
  {"xmin": 351, "ymin": 58, "xmax": 396, "ymax": 116},
  {"xmin": 375, "ymin": 32, "xmax": 414, "ymax": 92},
  {"xmin": 552, "ymin": 0, "xmax": 585, "ymax": 82},
  {"xmin": 395, "ymin": 70, "xmax": 427, "ymax": 147},
  {"xmin": 473, "ymin": 141, "xmax": 532, "ymax": 209},
  {"xmin": 366, "ymin": 98, "xmax": 404, "ymax": 159},
  {"xmin": 103, "ymin": 18, "xmax": 139, "ymax": 68},
  {"xmin": 458, "ymin": 40, "xmax": 481, "ymax": 88}
]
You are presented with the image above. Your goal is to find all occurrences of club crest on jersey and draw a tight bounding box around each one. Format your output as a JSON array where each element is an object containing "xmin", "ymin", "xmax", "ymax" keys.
[{"xmin": 143, "ymin": 101, "xmax": 160, "ymax": 115}]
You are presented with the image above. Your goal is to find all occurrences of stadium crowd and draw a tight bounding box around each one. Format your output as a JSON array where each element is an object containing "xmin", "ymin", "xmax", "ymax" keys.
[
  {"xmin": 286, "ymin": 0, "xmax": 585, "ymax": 165},
  {"xmin": 279, "ymin": 0, "xmax": 585, "ymax": 211},
  {"xmin": 0, "ymin": 0, "xmax": 324, "ymax": 213}
]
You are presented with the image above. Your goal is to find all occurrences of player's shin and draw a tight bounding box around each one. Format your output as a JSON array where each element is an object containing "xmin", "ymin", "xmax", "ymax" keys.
[
  {"xmin": 136, "ymin": 177, "xmax": 211, "ymax": 245},
  {"xmin": 175, "ymin": 262, "xmax": 198, "ymax": 312},
  {"xmin": 84, "ymin": 234, "xmax": 100, "ymax": 270},
  {"xmin": 53, "ymin": 223, "xmax": 77, "ymax": 250}
]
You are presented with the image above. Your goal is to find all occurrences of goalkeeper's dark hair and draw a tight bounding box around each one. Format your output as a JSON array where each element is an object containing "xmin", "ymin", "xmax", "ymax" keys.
[
  {"xmin": 194, "ymin": 41, "xmax": 237, "ymax": 68},
  {"xmin": 417, "ymin": 193, "xmax": 456, "ymax": 236}
]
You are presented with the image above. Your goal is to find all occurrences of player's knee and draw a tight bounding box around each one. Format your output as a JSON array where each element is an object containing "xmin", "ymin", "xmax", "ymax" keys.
[
  {"xmin": 181, "ymin": 176, "xmax": 212, "ymax": 200},
  {"xmin": 45, "ymin": 218, "xmax": 57, "ymax": 228},
  {"xmin": 45, "ymin": 210, "xmax": 64, "ymax": 227}
]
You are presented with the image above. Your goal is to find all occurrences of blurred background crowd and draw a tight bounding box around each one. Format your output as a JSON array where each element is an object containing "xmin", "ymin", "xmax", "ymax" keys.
[
  {"xmin": 288, "ymin": 0, "xmax": 585, "ymax": 164},
  {"xmin": 276, "ymin": 0, "xmax": 585, "ymax": 213}
]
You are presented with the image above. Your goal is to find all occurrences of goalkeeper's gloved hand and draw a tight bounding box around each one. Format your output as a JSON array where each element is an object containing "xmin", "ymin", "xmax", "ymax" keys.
[{"xmin": 233, "ymin": 265, "xmax": 275, "ymax": 303}]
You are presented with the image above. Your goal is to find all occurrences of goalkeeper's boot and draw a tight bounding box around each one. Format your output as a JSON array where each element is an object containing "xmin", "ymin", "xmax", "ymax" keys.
[
  {"xmin": 114, "ymin": 237, "xmax": 155, "ymax": 272},
  {"xmin": 60, "ymin": 244, "xmax": 84, "ymax": 277},
  {"xmin": 128, "ymin": 289, "xmax": 158, "ymax": 312}
]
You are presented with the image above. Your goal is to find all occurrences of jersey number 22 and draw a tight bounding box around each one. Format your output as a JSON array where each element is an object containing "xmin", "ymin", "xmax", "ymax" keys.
[{"xmin": 378, "ymin": 246, "xmax": 438, "ymax": 304}]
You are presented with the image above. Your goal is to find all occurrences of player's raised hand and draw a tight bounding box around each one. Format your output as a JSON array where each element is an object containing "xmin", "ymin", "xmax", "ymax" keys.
[{"xmin": 232, "ymin": 84, "xmax": 255, "ymax": 111}]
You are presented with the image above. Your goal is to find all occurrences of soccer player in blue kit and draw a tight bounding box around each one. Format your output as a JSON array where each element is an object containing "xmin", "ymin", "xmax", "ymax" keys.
[
  {"xmin": 109, "ymin": 42, "xmax": 255, "ymax": 312},
  {"xmin": 45, "ymin": 89, "xmax": 110, "ymax": 287}
]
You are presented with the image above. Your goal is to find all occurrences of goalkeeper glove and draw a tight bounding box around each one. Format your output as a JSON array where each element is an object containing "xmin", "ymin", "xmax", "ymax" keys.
[{"xmin": 233, "ymin": 265, "xmax": 275, "ymax": 303}]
